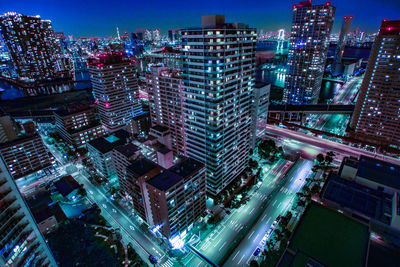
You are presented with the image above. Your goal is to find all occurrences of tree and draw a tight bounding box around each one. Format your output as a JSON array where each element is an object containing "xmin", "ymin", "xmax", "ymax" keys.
[
  {"xmin": 250, "ymin": 260, "xmax": 259, "ymax": 267},
  {"xmin": 316, "ymin": 153, "xmax": 325, "ymax": 164},
  {"xmin": 310, "ymin": 184, "xmax": 321, "ymax": 195},
  {"xmin": 249, "ymin": 158, "xmax": 258, "ymax": 169},
  {"xmin": 77, "ymin": 187, "xmax": 87, "ymax": 197}
]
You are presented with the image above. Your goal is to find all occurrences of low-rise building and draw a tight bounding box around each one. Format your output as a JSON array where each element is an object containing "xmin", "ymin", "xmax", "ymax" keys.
[
  {"xmin": 339, "ymin": 155, "xmax": 400, "ymax": 195},
  {"xmin": 54, "ymin": 105, "xmax": 104, "ymax": 148},
  {"xmin": 0, "ymin": 133, "xmax": 55, "ymax": 179},
  {"xmin": 87, "ymin": 130, "xmax": 131, "ymax": 180},
  {"xmin": 146, "ymin": 157, "xmax": 206, "ymax": 241}
]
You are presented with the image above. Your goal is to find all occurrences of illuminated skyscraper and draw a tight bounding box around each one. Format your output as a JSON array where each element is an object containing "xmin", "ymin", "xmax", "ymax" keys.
[
  {"xmin": 332, "ymin": 16, "xmax": 353, "ymax": 74},
  {"xmin": 284, "ymin": 1, "xmax": 335, "ymax": 104},
  {"xmin": 351, "ymin": 20, "xmax": 400, "ymax": 149},
  {"xmin": 146, "ymin": 65, "xmax": 186, "ymax": 155},
  {"xmin": 88, "ymin": 52, "xmax": 143, "ymax": 133},
  {"xmin": 0, "ymin": 12, "xmax": 66, "ymax": 82},
  {"xmin": 0, "ymin": 158, "xmax": 57, "ymax": 266},
  {"xmin": 180, "ymin": 15, "xmax": 256, "ymax": 197}
]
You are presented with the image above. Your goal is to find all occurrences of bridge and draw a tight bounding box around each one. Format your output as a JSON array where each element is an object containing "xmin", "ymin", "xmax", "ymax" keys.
[
  {"xmin": 269, "ymin": 104, "xmax": 354, "ymax": 114},
  {"xmin": 268, "ymin": 104, "xmax": 355, "ymax": 123}
]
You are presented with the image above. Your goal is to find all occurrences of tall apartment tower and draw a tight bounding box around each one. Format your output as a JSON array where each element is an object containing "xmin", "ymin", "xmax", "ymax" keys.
[
  {"xmin": 332, "ymin": 16, "xmax": 353, "ymax": 74},
  {"xmin": 0, "ymin": 12, "xmax": 64, "ymax": 82},
  {"xmin": 283, "ymin": 1, "xmax": 335, "ymax": 104},
  {"xmin": 88, "ymin": 52, "xmax": 143, "ymax": 133},
  {"xmin": 351, "ymin": 20, "xmax": 400, "ymax": 149},
  {"xmin": 180, "ymin": 15, "xmax": 256, "ymax": 197},
  {"xmin": 0, "ymin": 159, "xmax": 57, "ymax": 266},
  {"xmin": 146, "ymin": 66, "xmax": 186, "ymax": 155}
]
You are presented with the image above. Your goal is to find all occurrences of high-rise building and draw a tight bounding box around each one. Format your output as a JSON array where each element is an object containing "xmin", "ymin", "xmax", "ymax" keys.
[
  {"xmin": 88, "ymin": 52, "xmax": 143, "ymax": 133},
  {"xmin": 251, "ymin": 82, "xmax": 271, "ymax": 148},
  {"xmin": 351, "ymin": 20, "xmax": 400, "ymax": 149},
  {"xmin": 146, "ymin": 66, "xmax": 186, "ymax": 155},
  {"xmin": 0, "ymin": 158, "xmax": 57, "ymax": 266},
  {"xmin": 332, "ymin": 16, "xmax": 353, "ymax": 74},
  {"xmin": 283, "ymin": 1, "xmax": 335, "ymax": 104},
  {"xmin": 180, "ymin": 15, "xmax": 256, "ymax": 197},
  {"xmin": 0, "ymin": 12, "xmax": 66, "ymax": 82}
]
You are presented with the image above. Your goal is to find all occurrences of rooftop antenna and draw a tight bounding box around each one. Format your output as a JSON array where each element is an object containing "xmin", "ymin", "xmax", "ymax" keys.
[{"xmin": 116, "ymin": 26, "xmax": 121, "ymax": 40}]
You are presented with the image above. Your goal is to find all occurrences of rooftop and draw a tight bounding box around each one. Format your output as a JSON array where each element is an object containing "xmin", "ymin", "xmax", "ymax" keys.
[
  {"xmin": 379, "ymin": 20, "xmax": 400, "ymax": 36},
  {"xmin": 88, "ymin": 129, "xmax": 130, "ymax": 153},
  {"xmin": 322, "ymin": 174, "xmax": 393, "ymax": 224},
  {"xmin": 356, "ymin": 156, "xmax": 400, "ymax": 190},
  {"xmin": 54, "ymin": 104, "xmax": 93, "ymax": 117},
  {"xmin": 151, "ymin": 125, "xmax": 170, "ymax": 133},
  {"xmin": 169, "ymin": 157, "xmax": 204, "ymax": 179},
  {"xmin": 87, "ymin": 52, "xmax": 134, "ymax": 68},
  {"xmin": 54, "ymin": 175, "xmax": 80, "ymax": 197},
  {"xmin": 157, "ymin": 146, "xmax": 172, "ymax": 155},
  {"xmin": 281, "ymin": 203, "xmax": 369, "ymax": 267},
  {"xmin": 127, "ymin": 158, "xmax": 160, "ymax": 178},
  {"xmin": 146, "ymin": 170, "xmax": 183, "ymax": 191},
  {"xmin": 114, "ymin": 143, "xmax": 140, "ymax": 158}
]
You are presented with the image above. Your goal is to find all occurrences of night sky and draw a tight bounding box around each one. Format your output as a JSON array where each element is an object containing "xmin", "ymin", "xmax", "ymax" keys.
[{"xmin": 1, "ymin": 0, "xmax": 399, "ymax": 37}]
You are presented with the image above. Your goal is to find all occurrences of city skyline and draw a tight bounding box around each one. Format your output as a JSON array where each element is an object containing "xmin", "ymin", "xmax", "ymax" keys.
[
  {"xmin": 2, "ymin": 0, "xmax": 399, "ymax": 37},
  {"xmin": 1, "ymin": 0, "xmax": 400, "ymax": 265}
]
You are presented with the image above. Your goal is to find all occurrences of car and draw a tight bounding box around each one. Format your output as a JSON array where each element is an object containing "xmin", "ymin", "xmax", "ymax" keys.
[
  {"xmin": 149, "ymin": 255, "xmax": 157, "ymax": 264},
  {"xmin": 253, "ymin": 247, "xmax": 261, "ymax": 256}
]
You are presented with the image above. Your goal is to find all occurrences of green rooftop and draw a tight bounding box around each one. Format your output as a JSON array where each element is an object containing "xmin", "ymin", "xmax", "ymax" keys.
[
  {"xmin": 287, "ymin": 203, "xmax": 369, "ymax": 267},
  {"xmin": 105, "ymin": 135, "xmax": 120, "ymax": 143}
]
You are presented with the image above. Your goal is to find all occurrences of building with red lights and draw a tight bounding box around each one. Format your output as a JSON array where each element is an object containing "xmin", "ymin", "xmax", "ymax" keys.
[
  {"xmin": 88, "ymin": 52, "xmax": 143, "ymax": 133},
  {"xmin": 284, "ymin": 0, "xmax": 335, "ymax": 104},
  {"xmin": 351, "ymin": 20, "xmax": 400, "ymax": 150}
]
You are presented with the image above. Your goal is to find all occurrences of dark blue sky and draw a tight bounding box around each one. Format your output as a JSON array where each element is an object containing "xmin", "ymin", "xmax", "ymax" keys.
[{"xmin": 1, "ymin": 0, "xmax": 399, "ymax": 37}]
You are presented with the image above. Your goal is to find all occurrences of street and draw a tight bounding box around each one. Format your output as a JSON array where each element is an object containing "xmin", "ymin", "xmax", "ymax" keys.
[
  {"xmin": 183, "ymin": 159, "xmax": 290, "ymax": 266},
  {"xmin": 223, "ymin": 159, "xmax": 313, "ymax": 267},
  {"xmin": 74, "ymin": 172, "xmax": 175, "ymax": 267}
]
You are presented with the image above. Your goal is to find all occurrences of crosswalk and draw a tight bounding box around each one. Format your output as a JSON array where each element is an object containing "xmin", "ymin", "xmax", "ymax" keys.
[{"xmin": 160, "ymin": 259, "xmax": 173, "ymax": 267}]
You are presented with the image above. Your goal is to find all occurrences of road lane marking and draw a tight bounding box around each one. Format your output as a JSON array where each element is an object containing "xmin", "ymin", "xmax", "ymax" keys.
[
  {"xmin": 238, "ymin": 254, "xmax": 245, "ymax": 264},
  {"xmin": 233, "ymin": 250, "xmax": 240, "ymax": 260},
  {"xmin": 213, "ymin": 239, "xmax": 221, "ymax": 247},
  {"xmin": 249, "ymin": 207, "xmax": 255, "ymax": 214},
  {"xmin": 219, "ymin": 241, "xmax": 227, "ymax": 251},
  {"xmin": 248, "ymin": 230, "xmax": 255, "ymax": 239},
  {"xmin": 272, "ymin": 200, "xmax": 277, "ymax": 206},
  {"xmin": 277, "ymin": 202, "xmax": 281, "ymax": 208}
]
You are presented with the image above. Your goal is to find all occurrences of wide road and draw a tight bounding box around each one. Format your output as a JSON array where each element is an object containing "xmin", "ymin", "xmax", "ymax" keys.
[
  {"xmin": 184, "ymin": 159, "xmax": 290, "ymax": 267},
  {"xmin": 224, "ymin": 159, "xmax": 313, "ymax": 267},
  {"xmin": 263, "ymin": 124, "xmax": 400, "ymax": 166},
  {"xmin": 74, "ymin": 171, "xmax": 175, "ymax": 267},
  {"xmin": 305, "ymin": 76, "xmax": 363, "ymax": 133}
]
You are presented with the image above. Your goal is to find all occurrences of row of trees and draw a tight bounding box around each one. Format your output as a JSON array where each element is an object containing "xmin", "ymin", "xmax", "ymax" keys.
[{"xmin": 258, "ymin": 139, "xmax": 284, "ymax": 162}]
